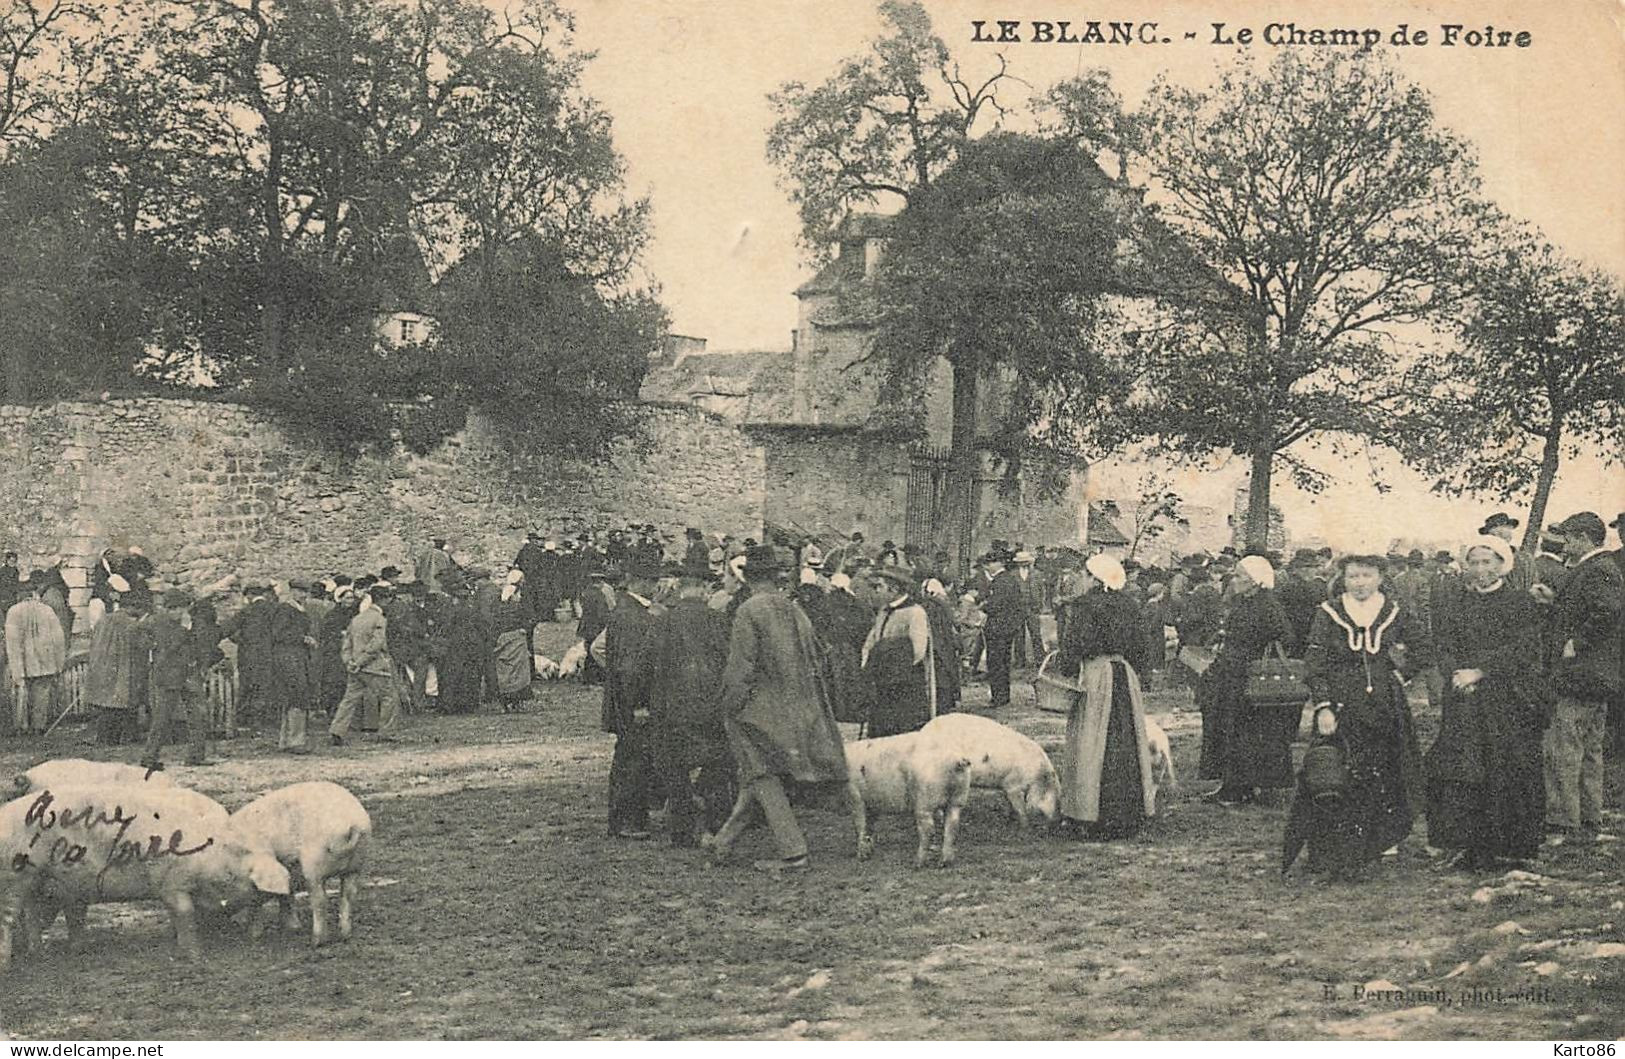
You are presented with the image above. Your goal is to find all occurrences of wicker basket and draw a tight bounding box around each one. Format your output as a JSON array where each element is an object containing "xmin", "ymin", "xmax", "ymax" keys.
[{"xmin": 1033, "ymin": 651, "xmax": 1083, "ymax": 714}]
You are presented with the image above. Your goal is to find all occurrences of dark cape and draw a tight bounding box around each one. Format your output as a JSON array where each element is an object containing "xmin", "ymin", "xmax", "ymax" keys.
[
  {"xmin": 1208, "ymin": 589, "xmax": 1295, "ymax": 790},
  {"xmin": 1283, "ymin": 594, "xmax": 1424, "ymax": 874},
  {"xmin": 432, "ymin": 596, "xmax": 488, "ymax": 714},
  {"xmin": 1424, "ymin": 581, "xmax": 1549, "ymax": 861}
]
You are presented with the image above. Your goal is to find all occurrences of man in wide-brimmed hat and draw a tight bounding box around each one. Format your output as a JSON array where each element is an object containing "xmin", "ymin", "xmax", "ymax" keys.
[{"xmin": 708, "ymin": 544, "xmax": 848, "ymax": 872}]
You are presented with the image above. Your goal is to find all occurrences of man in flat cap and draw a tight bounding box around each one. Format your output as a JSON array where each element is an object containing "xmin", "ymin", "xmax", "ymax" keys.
[{"xmin": 1541, "ymin": 512, "xmax": 1622, "ymax": 844}]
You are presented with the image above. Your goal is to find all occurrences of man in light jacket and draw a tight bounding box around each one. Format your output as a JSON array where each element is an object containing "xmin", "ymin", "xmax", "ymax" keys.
[
  {"xmin": 5, "ymin": 576, "xmax": 67, "ymax": 733},
  {"xmin": 329, "ymin": 585, "xmax": 400, "ymax": 745}
]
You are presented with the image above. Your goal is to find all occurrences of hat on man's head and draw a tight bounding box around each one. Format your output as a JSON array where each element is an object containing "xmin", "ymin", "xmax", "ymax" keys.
[
  {"xmin": 743, "ymin": 543, "xmax": 781, "ymax": 577},
  {"xmin": 1554, "ymin": 511, "xmax": 1606, "ymax": 543},
  {"xmin": 1610, "ymin": 512, "xmax": 1625, "ymax": 531},
  {"xmin": 1480, "ymin": 512, "xmax": 1520, "ymax": 534},
  {"xmin": 107, "ymin": 574, "xmax": 130, "ymax": 593},
  {"xmin": 287, "ymin": 577, "xmax": 313, "ymax": 592},
  {"xmin": 1013, "ymin": 551, "xmax": 1034, "ymax": 565},
  {"xmin": 1433, "ymin": 550, "xmax": 1454, "ymax": 563},
  {"xmin": 380, "ymin": 565, "xmax": 402, "ymax": 581}
]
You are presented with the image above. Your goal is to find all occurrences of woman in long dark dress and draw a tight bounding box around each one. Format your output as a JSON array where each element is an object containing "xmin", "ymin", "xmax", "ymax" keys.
[
  {"xmin": 1425, "ymin": 537, "xmax": 1550, "ymax": 870},
  {"xmin": 860, "ymin": 567, "xmax": 936, "ymax": 737},
  {"xmin": 1283, "ymin": 554, "xmax": 1425, "ymax": 877},
  {"xmin": 433, "ymin": 591, "xmax": 489, "ymax": 714},
  {"xmin": 1205, "ymin": 555, "xmax": 1294, "ymax": 805},
  {"xmin": 1056, "ymin": 554, "xmax": 1157, "ymax": 840}
]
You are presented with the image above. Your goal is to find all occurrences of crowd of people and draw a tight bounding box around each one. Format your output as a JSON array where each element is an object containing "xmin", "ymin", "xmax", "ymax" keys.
[{"xmin": 1, "ymin": 505, "xmax": 1620, "ymax": 879}]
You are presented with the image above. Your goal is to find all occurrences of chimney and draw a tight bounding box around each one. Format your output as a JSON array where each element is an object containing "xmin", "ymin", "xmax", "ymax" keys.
[{"xmin": 657, "ymin": 334, "xmax": 707, "ymax": 366}]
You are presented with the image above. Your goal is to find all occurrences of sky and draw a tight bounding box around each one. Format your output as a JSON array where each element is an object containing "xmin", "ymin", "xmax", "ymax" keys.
[{"xmin": 553, "ymin": 0, "xmax": 1624, "ymax": 549}]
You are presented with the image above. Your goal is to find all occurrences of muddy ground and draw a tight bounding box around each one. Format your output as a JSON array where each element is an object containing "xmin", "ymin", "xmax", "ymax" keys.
[{"xmin": 0, "ymin": 625, "xmax": 1620, "ymax": 1040}]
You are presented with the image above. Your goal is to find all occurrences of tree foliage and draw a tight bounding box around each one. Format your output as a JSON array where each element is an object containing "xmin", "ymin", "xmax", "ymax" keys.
[
  {"xmin": 0, "ymin": 0, "xmax": 662, "ymax": 457},
  {"xmin": 870, "ymin": 132, "xmax": 1134, "ymax": 470},
  {"xmin": 1049, "ymin": 53, "xmax": 1496, "ymax": 546},
  {"xmin": 765, "ymin": 0, "xmax": 1014, "ymax": 257},
  {"xmin": 1413, "ymin": 234, "xmax": 1624, "ymax": 548}
]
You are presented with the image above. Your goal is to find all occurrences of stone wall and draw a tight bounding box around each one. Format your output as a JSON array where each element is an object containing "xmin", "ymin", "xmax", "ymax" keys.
[
  {"xmin": 756, "ymin": 429, "xmax": 1086, "ymax": 559},
  {"xmin": 0, "ymin": 398, "xmax": 765, "ymax": 626},
  {"xmin": 757, "ymin": 431, "xmax": 911, "ymax": 544}
]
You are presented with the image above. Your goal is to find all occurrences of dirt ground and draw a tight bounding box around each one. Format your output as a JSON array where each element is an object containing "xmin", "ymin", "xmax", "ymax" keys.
[{"xmin": 1, "ymin": 624, "xmax": 1620, "ymax": 1040}]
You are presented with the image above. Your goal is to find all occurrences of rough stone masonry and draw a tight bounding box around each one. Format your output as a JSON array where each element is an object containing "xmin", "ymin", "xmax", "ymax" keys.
[{"xmin": 0, "ymin": 397, "xmax": 765, "ymax": 633}]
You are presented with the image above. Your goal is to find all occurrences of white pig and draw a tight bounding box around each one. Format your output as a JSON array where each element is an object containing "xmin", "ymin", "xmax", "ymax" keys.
[
  {"xmin": 921, "ymin": 713, "xmax": 1061, "ymax": 826},
  {"xmin": 1145, "ymin": 717, "xmax": 1178, "ymax": 794},
  {"xmin": 844, "ymin": 731, "xmax": 973, "ymax": 868},
  {"xmin": 229, "ymin": 781, "xmax": 371, "ymax": 947},
  {"xmin": 13, "ymin": 759, "xmax": 175, "ymax": 799},
  {"xmin": 0, "ymin": 784, "xmax": 290, "ymax": 970}
]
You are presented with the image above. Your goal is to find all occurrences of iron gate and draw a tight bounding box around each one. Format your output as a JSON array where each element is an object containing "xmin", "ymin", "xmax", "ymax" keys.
[{"xmin": 904, "ymin": 444, "xmax": 977, "ymax": 578}]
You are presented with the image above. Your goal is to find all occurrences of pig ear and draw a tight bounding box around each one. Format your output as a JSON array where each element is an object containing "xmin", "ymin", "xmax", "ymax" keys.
[{"xmin": 249, "ymin": 853, "xmax": 292, "ymax": 896}]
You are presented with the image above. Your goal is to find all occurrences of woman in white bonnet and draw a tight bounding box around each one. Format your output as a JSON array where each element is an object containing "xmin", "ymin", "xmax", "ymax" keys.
[
  {"xmin": 1203, "ymin": 554, "xmax": 1293, "ymax": 806},
  {"xmin": 1422, "ymin": 536, "xmax": 1549, "ymax": 871},
  {"xmin": 1053, "ymin": 553, "xmax": 1158, "ymax": 840}
]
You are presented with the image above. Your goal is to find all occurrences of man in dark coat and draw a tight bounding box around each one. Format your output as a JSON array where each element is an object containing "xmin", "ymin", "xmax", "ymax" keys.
[
  {"xmin": 708, "ymin": 547, "xmax": 848, "ymax": 872},
  {"xmin": 317, "ymin": 587, "xmax": 359, "ymax": 714},
  {"xmin": 0, "ymin": 551, "xmax": 19, "ymax": 615},
  {"xmin": 603, "ymin": 565, "xmax": 662, "ymax": 839},
  {"xmin": 140, "ymin": 591, "xmax": 207, "ymax": 769},
  {"xmin": 637, "ymin": 575, "xmax": 734, "ymax": 846},
  {"xmin": 223, "ymin": 585, "xmax": 277, "ymax": 727},
  {"xmin": 1275, "ymin": 553, "xmax": 1327, "ymax": 659},
  {"xmin": 982, "ymin": 550, "xmax": 1025, "ymax": 709},
  {"xmin": 514, "ymin": 531, "xmax": 549, "ymax": 634},
  {"xmin": 385, "ymin": 586, "xmax": 430, "ymax": 715},
  {"xmin": 1541, "ymin": 512, "xmax": 1623, "ymax": 840},
  {"xmin": 682, "ymin": 529, "xmax": 711, "ymax": 581},
  {"xmin": 269, "ymin": 580, "xmax": 318, "ymax": 753},
  {"xmin": 577, "ymin": 564, "xmax": 613, "ymax": 686}
]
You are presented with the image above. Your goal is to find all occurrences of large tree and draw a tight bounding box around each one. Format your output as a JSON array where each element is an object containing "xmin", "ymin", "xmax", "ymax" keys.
[
  {"xmin": 1416, "ymin": 236, "xmax": 1624, "ymax": 549},
  {"xmin": 869, "ymin": 132, "xmax": 1132, "ymax": 562},
  {"xmin": 1053, "ymin": 53, "xmax": 1494, "ymax": 548},
  {"xmin": 765, "ymin": 0, "xmax": 1014, "ymax": 260}
]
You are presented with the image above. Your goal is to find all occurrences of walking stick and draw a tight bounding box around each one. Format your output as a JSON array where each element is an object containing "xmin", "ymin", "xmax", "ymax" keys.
[{"xmin": 39, "ymin": 692, "xmax": 79, "ymax": 739}]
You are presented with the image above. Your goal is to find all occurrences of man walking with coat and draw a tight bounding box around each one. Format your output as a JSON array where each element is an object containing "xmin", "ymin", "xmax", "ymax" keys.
[{"xmin": 706, "ymin": 545, "xmax": 848, "ymax": 872}]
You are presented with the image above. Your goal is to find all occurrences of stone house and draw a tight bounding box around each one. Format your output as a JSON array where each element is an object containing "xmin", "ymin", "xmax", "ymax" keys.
[{"xmin": 641, "ymin": 213, "xmax": 1089, "ymax": 568}]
